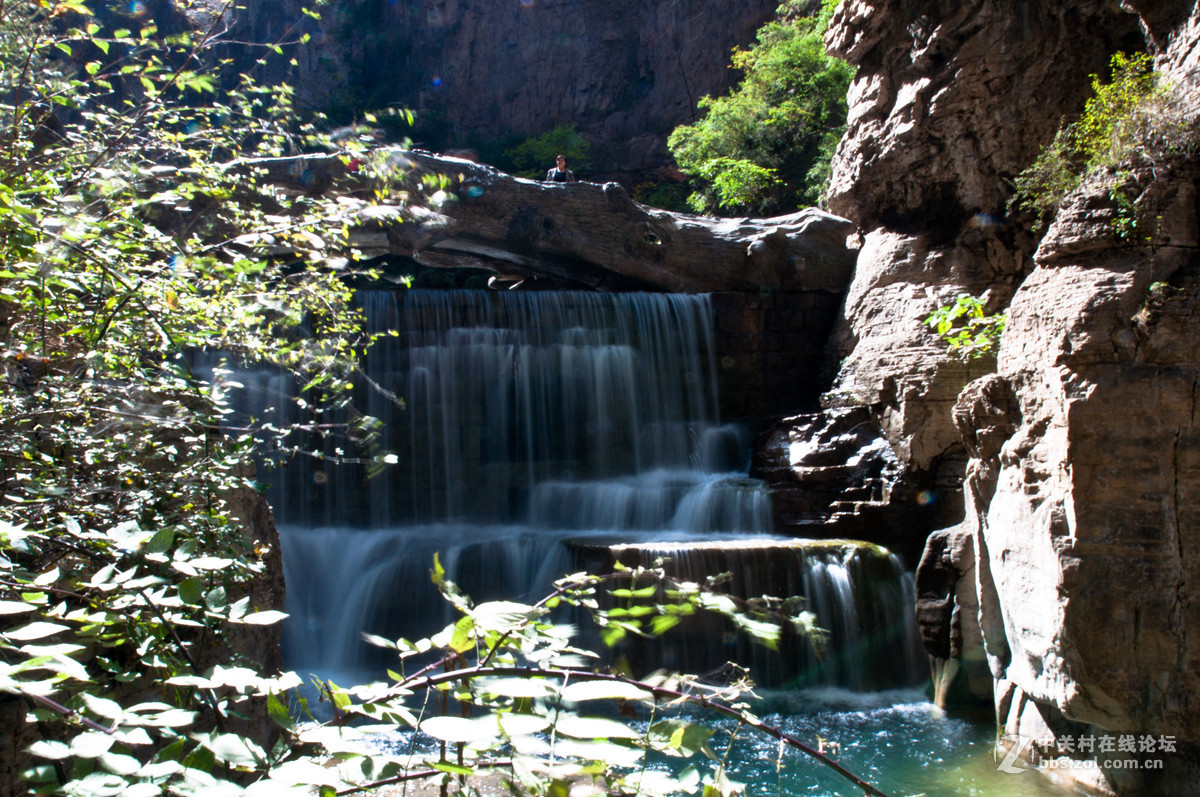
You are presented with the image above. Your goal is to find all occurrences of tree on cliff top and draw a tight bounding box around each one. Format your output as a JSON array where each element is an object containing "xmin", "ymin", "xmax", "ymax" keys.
[{"xmin": 668, "ymin": 0, "xmax": 852, "ymax": 216}]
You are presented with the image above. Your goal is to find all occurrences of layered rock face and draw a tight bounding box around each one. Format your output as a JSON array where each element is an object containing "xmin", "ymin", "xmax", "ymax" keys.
[
  {"xmin": 823, "ymin": 0, "xmax": 1142, "ymax": 472},
  {"xmin": 969, "ymin": 160, "xmax": 1200, "ymax": 792},
  {"xmin": 761, "ymin": 0, "xmax": 1142, "ymax": 597},
  {"xmin": 824, "ymin": 0, "xmax": 1200, "ymax": 792},
  {"xmin": 218, "ymin": 0, "xmax": 778, "ymax": 181}
]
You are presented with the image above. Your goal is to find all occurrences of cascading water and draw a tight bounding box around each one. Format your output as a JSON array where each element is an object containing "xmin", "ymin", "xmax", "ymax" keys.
[{"xmin": 206, "ymin": 290, "xmax": 925, "ymax": 689}]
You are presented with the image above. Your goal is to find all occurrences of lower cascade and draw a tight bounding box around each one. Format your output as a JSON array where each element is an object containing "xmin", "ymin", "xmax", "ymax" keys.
[{"xmin": 213, "ymin": 290, "xmax": 925, "ymax": 689}]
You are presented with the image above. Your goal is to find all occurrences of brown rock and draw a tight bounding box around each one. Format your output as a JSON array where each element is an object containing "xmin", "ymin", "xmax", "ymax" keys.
[
  {"xmin": 822, "ymin": 0, "xmax": 1141, "ymax": 477},
  {"xmin": 259, "ymin": 149, "xmax": 859, "ymax": 294}
]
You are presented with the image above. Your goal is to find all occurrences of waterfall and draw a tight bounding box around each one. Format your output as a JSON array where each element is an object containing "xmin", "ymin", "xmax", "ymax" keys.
[{"xmin": 204, "ymin": 290, "xmax": 925, "ymax": 688}]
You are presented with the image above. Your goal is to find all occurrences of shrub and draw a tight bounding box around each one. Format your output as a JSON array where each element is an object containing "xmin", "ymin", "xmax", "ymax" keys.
[
  {"xmin": 0, "ymin": 2, "xmax": 395, "ymax": 793},
  {"xmin": 502, "ymin": 124, "xmax": 591, "ymax": 179},
  {"xmin": 924, "ymin": 295, "xmax": 1007, "ymax": 359},
  {"xmin": 1011, "ymin": 51, "xmax": 1200, "ymax": 222}
]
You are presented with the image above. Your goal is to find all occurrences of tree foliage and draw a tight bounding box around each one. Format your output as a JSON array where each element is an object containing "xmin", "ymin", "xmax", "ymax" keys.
[
  {"xmin": 0, "ymin": 4, "xmax": 892, "ymax": 796},
  {"xmin": 667, "ymin": 0, "xmax": 852, "ymax": 216},
  {"xmin": 0, "ymin": 1, "xmax": 391, "ymax": 793}
]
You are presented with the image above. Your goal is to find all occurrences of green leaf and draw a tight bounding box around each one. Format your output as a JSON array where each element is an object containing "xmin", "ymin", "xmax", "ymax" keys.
[
  {"xmin": 650, "ymin": 614, "xmax": 682, "ymax": 635},
  {"xmin": 449, "ymin": 615, "xmax": 475, "ymax": 653},
  {"xmin": 610, "ymin": 585, "xmax": 659, "ymax": 599},
  {"xmin": 648, "ymin": 720, "xmax": 716, "ymax": 758},
  {"xmin": 145, "ymin": 527, "xmax": 174, "ymax": 554},
  {"xmin": 178, "ymin": 577, "xmax": 203, "ymax": 606},
  {"xmin": 205, "ymin": 587, "xmax": 228, "ymax": 611},
  {"xmin": 267, "ymin": 694, "xmax": 292, "ymax": 731},
  {"xmin": 5, "ymin": 622, "xmax": 69, "ymax": 641}
]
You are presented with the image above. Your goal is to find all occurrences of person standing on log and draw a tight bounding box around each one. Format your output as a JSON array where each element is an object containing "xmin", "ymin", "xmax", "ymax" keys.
[{"xmin": 545, "ymin": 154, "xmax": 575, "ymax": 183}]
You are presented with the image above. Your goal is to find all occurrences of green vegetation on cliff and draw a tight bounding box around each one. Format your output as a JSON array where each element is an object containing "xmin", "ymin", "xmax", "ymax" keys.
[
  {"xmin": 1012, "ymin": 51, "xmax": 1200, "ymax": 225},
  {"xmin": 924, "ymin": 295, "xmax": 1007, "ymax": 360},
  {"xmin": 668, "ymin": 0, "xmax": 852, "ymax": 216}
]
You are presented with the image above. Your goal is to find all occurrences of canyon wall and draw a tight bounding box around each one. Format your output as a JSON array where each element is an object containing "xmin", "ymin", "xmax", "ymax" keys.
[
  {"xmin": 213, "ymin": 0, "xmax": 778, "ymax": 182},
  {"xmin": 823, "ymin": 0, "xmax": 1200, "ymax": 792}
]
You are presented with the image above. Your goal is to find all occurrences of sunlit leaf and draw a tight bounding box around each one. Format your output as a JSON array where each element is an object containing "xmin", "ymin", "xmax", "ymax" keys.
[
  {"xmin": 419, "ymin": 715, "xmax": 502, "ymax": 745},
  {"xmin": 496, "ymin": 713, "xmax": 552, "ymax": 737},
  {"xmin": 5, "ymin": 622, "xmax": 69, "ymax": 641},
  {"xmin": 235, "ymin": 610, "xmax": 289, "ymax": 625},
  {"xmin": 555, "ymin": 715, "xmax": 640, "ymax": 740},
  {"xmin": 560, "ymin": 680, "xmax": 652, "ymax": 702},
  {"xmin": 70, "ymin": 731, "xmax": 116, "ymax": 759},
  {"xmin": 479, "ymin": 677, "xmax": 559, "ymax": 699},
  {"xmin": 80, "ymin": 693, "xmax": 124, "ymax": 720},
  {"xmin": 27, "ymin": 740, "xmax": 71, "ymax": 760},
  {"xmin": 0, "ymin": 601, "xmax": 35, "ymax": 615},
  {"xmin": 265, "ymin": 758, "xmax": 343, "ymax": 787},
  {"xmin": 553, "ymin": 738, "xmax": 643, "ymax": 767},
  {"xmin": 194, "ymin": 731, "xmax": 266, "ymax": 768}
]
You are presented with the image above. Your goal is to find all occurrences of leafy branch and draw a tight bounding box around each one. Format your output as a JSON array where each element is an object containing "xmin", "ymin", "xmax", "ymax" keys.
[
  {"xmin": 924, "ymin": 294, "xmax": 1006, "ymax": 360},
  {"xmin": 290, "ymin": 564, "xmax": 889, "ymax": 797}
]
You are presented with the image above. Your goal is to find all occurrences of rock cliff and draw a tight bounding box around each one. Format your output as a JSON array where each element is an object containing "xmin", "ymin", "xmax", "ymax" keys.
[
  {"xmin": 822, "ymin": 0, "xmax": 1200, "ymax": 792},
  {"xmin": 823, "ymin": 0, "xmax": 1142, "ymax": 472},
  {"xmin": 216, "ymin": 0, "xmax": 779, "ymax": 182}
]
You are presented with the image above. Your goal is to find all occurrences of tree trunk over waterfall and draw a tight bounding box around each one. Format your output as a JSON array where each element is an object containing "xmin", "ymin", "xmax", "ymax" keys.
[{"xmin": 250, "ymin": 150, "xmax": 858, "ymax": 293}]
